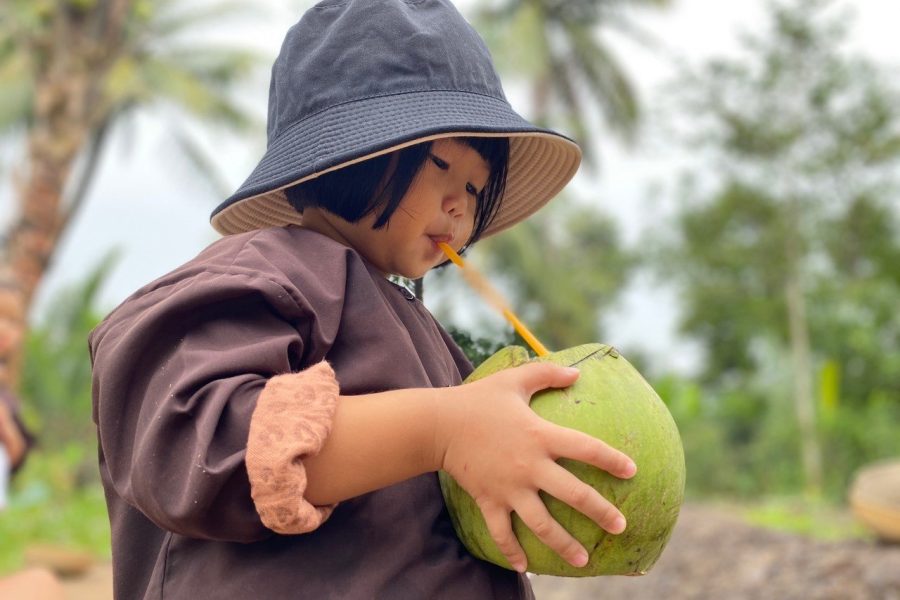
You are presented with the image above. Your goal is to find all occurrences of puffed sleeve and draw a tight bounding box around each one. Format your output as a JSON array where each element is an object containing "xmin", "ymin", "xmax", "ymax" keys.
[
  {"xmin": 89, "ymin": 264, "xmax": 340, "ymax": 543},
  {"xmin": 246, "ymin": 361, "xmax": 339, "ymax": 534}
]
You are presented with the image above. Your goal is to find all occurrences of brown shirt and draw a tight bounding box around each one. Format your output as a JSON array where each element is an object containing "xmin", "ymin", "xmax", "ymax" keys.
[{"xmin": 89, "ymin": 226, "xmax": 532, "ymax": 599}]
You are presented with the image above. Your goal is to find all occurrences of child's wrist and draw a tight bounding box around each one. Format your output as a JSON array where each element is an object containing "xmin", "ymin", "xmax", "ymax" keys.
[{"xmin": 429, "ymin": 386, "xmax": 463, "ymax": 474}]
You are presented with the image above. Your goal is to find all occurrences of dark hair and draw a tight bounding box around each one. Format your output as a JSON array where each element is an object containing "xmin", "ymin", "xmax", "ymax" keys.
[{"xmin": 284, "ymin": 136, "xmax": 509, "ymax": 249}]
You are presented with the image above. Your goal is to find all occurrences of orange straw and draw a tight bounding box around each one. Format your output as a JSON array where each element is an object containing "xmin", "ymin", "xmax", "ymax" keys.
[{"xmin": 438, "ymin": 243, "xmax": 549, "ymax": 357}]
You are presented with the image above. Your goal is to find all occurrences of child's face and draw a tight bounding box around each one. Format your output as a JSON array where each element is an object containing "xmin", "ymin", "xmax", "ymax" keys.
[{"xmin": 306, "ymin": 138, "xmax": 491, "ymax": 279}]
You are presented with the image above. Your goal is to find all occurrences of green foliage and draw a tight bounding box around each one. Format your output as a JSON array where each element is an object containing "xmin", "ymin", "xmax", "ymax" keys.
[
  {"xmin": 738, "ymin": 496, "xmax": 869, "ymax": 541},
  {"xmin": 20, "ymin": 253, "xmax": 116, "ymax": 455},
  {"xmin": 643, "ymin": 0, "xmax": 900, "ymax": 497},
  {"xmin": 0, "ymin": 256, "xmax": 120, "ymax": 573},
  {"xmin": 0, "ymin": 446, "xmax": 110, "ymax": 574},
  {"xmin": 654, "ymin": 370, "xmax": 900, "ymax": 502},
  {"xmin": 0, "ymin": 0, "xmax": 261, "ymax": 128},
  {"xmin": 662, "ymin": 182, "xmax": 790, "ymax": 382},
  {"xmin": 655, "ymin": 0, "xmax": 900, "ymax": 385},
  {"xmin": 819, "ymin": 398, "xmax": 900, "ymax": 495},
  {"xmin": 448, "ymin": 327, "xmax": 516, "ymax": 368},
  {"xmin": 0, "ymin": 0, "xmax": 263, "ymax": 197},
  {"xmin": 810, "ymin": 194, "xmax": 900, "ymax": 410},
  {"xmin": 474, "ymin": 0, "xmax": 672, "ymax": 166},
  {"xmin": 476, "ymin": 200, "xmax": 635, "ymax": 351}
]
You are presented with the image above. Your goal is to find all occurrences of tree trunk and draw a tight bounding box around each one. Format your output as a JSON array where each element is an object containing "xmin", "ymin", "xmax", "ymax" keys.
[
  {"xmin": 783, "ymin": 204, "xmax": 823, "ymax": 495},
  {"xmin": 0, "ymin": 87, "xmax": 90, "ymax": 390},
  {"xmin": 0, "ymin": 1, "xmax": 133, "ymax": 390}
]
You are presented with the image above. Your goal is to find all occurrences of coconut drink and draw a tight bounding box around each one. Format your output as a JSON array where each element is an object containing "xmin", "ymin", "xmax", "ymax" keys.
[{"xmin": 438, "ymin": 343, "xmax": 686, "ymax": 577}]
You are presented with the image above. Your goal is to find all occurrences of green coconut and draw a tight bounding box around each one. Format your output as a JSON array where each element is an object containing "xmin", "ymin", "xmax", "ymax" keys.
[{"xmin": 439, "ymin": 343, "xmax": 686, "ymax": 577}]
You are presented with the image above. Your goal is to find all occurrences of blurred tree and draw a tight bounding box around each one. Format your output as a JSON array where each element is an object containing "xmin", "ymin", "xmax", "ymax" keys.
[
  {"xmin": 436, "ymin": 0, "xmax": 671, "ymax": 346},
  {"xmin": 813, "ymin": 194, "xmax": 900, "ymax": 406},
  {"xmin": 21, "ymin": 252, "xmax": 118, "ymax": 451},
  {"xmin": 477, "ymin": 201, "xmax": 633, "ymax": 350},
  {"xmin": 653, "ymin": 0, "xmax": 900, "ymax": 493},
  {"xmin": 475, "ymin": 0, "xmax": 671, "ymax": 168},
  {"xmin": 0, "ymin": 0, "xmax": 260, "ymax": 391},
  {"xmin": 446, "ymin": 326, "xmax": 516, "ymax": 368}
]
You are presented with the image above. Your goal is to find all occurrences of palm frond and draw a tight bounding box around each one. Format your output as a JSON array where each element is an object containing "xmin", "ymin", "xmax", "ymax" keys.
[
  {"xmin": 159, "ymin": 45, "xmax": 262, "ymax": 92},
  {"xmin": 566, "ymin": 22, "xmax": 639, "ymax": 143},
  {"xmin": 156, "ymin": 62, "xmax": 257, "ymax": 128},
  {"xmin": 599, "ymin": 8, "xmax": 670, "ymax": 52},
  {"xmin": 168, "ymin": 127, "xmax": 235, "ymax": 201},
  {"xmin": 0, "ymin": 53, "xmax": 32, "ymax": 132},
  {"xmin": 148, "ymin": 0, "xmax": 267, "ymax": 40},
  {"xmin": 105, "ymin": 53, "xmax": 258, "ymax": 131},
  {"xmin": 475, "ymin": 0, "xmax": 551, "ymax": 80},
  {"xmin": 43, "ymin": 249, "xmax": 120, "ymax": 341},
  {"xmin": 547, "ymin": 54, "xmax": 597, "ymax": 168}
]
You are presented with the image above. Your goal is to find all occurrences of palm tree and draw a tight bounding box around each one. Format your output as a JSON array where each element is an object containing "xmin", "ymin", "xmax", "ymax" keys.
[
  {"xmin": 0, "ymin": 0, "xmax": 261, "ymax": 389},
  {"xmin": 475, "ymin": 0, "xmax": 671, "ymax": 168},
  {"xmin": 444, "ymin": 1, "xmax": 669, "ymax": 343}
]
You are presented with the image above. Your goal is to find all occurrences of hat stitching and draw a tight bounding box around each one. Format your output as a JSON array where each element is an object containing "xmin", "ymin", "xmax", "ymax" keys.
[
  {"xmin": 270, "ymin": 88, "xmax": 512, "ymax": 145},
  {"xmin": 254, "ymin": 129, "xmax": 524, "ymax": 183},
  {"xmin": 311, "ymin": 0, "xmax": 428, "ymax": 10},
  {"xmin": 258, "ymin": 107, "xmax": 534, "ymax": 167},
  {"xmin": 233, "ymin": 133, "xmax": 573, "ymax": 207},
  {"xmin": 254, "ymin": 99, "xmax": 541, "ymax": 176}
]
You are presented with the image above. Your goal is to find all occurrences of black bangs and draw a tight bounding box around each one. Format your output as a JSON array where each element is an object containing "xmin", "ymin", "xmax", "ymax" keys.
[
  {"xmin": 283, "ymin": 136, "xmax": 509, "ymax": 251},
  {"xmin": 283, "ymin": 142, "xmax": 433, "ymax": 227},
  {"xmin": 457, "ymin": 136, "xmax": 509, "ymax": 249}
]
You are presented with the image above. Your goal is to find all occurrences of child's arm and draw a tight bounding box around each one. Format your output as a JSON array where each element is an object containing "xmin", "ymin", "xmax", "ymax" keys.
[
  {"xmin": 91, "ymin": 265, "xmax": 631, "ymax": 566},
  {"xmin": 0, "ymin": 388, "xmax": 30, "ymax": 470},
  {"xmin": 90, "ymin": 273, "xmax": 312, "ymax": 544},
  {"xmin": 301, "ymin": 361, "xmax": 635, "ymax": 574}
]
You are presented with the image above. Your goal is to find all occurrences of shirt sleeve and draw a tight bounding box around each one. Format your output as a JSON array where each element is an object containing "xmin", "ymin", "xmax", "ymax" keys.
[
  {"xmin": 246, "ymin": 361, "xmax": 339, "ymax": 534},
  {"xmin": 89, "ymin": 266, "xmax": 339, "ymax": 543}
]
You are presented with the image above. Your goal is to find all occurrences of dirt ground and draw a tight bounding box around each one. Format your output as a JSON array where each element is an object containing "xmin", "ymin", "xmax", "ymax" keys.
[
  {"xmin": 529, "ymin": 504, "xmax": 900, "ymax": 600},
  {"xmin": 61, "ymin": 563, "xmax": 113, "ymax": 600},
  {"xmin": 60, "ymin": 503, "xmax": 900, "ymax": 600}
]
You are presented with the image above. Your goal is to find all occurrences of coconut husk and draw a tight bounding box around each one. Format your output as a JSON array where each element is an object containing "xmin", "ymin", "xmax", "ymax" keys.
[{"xmin": 849, "ymin": 459, "xmax": 900, "ymax": 543}]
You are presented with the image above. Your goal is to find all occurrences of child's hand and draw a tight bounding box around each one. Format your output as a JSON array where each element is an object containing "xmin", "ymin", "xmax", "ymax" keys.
[{"xmin": 437, "ymin": 363, "xmax": 637, "ymax": 573}]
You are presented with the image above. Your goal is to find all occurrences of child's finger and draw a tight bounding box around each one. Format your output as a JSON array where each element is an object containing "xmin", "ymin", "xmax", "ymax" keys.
[
  {"xmin": 515, "ymin": 495, "xmax": 589, "ymax": 569},
  {"xmin": 539, "ymin": 466, "xmax": 627, "ymax": 535},
  {"xmin": 479, "ymin": 501, "xmax": 527, "ymax": 573},
  {"xmin": 511, "ymin": 362, "xmax": 580, "ymax": 398},
  {"xmin": 549, "ymin": 426, "xmax": 637, "ymax": 480}
]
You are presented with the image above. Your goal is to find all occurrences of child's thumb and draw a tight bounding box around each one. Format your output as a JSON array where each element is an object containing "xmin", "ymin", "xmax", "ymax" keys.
[{"xmin": 514, "ymin": 362, "xmax": 580, "ymax": 397}]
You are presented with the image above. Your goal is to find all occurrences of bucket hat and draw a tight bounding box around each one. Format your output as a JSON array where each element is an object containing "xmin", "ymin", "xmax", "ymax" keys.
[{"xmin": 210, "ymin": 0, "xmax": 581, "ymax": 238}]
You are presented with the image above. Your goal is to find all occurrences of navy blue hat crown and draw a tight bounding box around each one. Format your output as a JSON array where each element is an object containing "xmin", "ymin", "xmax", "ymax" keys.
[{"xmin": 211, "ymin": 0, "xmax": 581, "ymax": 237}]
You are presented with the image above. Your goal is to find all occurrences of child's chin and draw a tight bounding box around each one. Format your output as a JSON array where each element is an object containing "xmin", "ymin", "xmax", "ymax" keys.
[
  {"xmin": 401, "ymin": 268, "xmax": 428, "ymax": 280},
  {"xmin": 397, "ymin": 262, "xmax": 432, "ymax": 280}
]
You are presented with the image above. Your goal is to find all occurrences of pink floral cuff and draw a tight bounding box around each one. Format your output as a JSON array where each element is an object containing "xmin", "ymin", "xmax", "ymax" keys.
[{"xmin": 246, "ymin": 361, "xmax": 340, "ymax": 534}]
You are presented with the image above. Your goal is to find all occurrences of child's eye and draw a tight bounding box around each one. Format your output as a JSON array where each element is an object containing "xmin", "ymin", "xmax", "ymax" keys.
[
  {"xmin": 466, "ymin": 183, "xmax": 479, "ymax": 197},
  {"xmin": 429, "ymin": 154, "xmax": 449, "ymax": 170}
]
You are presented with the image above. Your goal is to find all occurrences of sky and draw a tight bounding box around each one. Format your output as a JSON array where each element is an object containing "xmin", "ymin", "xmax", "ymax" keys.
[{"xmin": 2, "ymin": 0, "xmax": 899, "ymax": 375}]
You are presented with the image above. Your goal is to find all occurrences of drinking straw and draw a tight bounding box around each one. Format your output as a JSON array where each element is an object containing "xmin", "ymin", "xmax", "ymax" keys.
[{"xmin": 438, "ymin": 242, "xmax": 549, "ymax": 357}]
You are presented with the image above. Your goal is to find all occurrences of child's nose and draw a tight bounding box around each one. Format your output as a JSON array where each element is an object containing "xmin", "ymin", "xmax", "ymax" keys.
[{"xmin": 442, "ymin": 189, "xmax": 467, "ymax": 218}]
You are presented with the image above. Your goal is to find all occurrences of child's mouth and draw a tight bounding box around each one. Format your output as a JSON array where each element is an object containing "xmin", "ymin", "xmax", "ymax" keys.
[{"xmin": 428, "ymin": 233, "xmax": 453, "ymax": 247}]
